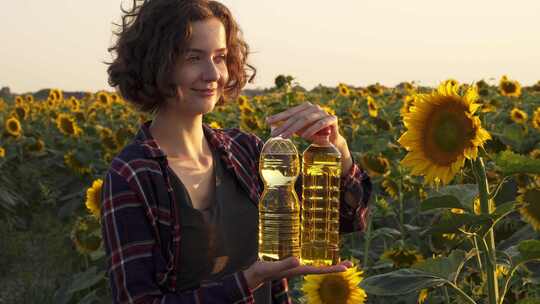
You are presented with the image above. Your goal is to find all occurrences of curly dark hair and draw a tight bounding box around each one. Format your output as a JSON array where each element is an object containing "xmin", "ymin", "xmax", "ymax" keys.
[{"xmin": 107, "ymin": 0, "xmax": 256, "ymax": 114}]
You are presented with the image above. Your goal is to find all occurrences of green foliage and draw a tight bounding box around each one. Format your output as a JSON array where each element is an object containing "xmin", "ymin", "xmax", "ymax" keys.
[{"xmin": 495, "ymin": 150, "xmax": 540, "ymax": 175}]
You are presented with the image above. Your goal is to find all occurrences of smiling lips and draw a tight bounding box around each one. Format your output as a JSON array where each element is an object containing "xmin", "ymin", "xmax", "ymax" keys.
[{"xmin": 192, "ymin": 88, "xmax": 217, "ymax": 96}]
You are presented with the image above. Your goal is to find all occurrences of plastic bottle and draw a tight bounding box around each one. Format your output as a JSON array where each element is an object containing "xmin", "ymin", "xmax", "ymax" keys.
[
  {"xmin": 258, "ymin": 129, "xmax": 301, "ymax": 261},
  {"xmin": 300, "ymin": 127, "xmax": 342, "ymax": 266}
]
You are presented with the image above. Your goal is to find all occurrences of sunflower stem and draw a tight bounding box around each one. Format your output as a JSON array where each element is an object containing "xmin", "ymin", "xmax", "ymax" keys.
[
  {"xmin": 472, "ymin": 235, "xmax": 484, "ymax": 274},
  {"xmin": 472, "ymin": 157, "xmax": 499, "ymax": 304},
  {"xmin": 397, "ymin": 170, "xmax": 405, "ymax": 241},
  {"xmin": 362, "ymin": 201, "xmax": 373, "ymax": 270}
]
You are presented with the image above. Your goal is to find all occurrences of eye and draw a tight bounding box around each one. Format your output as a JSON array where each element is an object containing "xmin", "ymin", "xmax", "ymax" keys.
[
  {"xmin": 215, "ymin": 54, "xmax": 228, "ymax": 63},
  {"xmin": 186, "ymin": 55, "xmax": 200, "ymax": 62}
]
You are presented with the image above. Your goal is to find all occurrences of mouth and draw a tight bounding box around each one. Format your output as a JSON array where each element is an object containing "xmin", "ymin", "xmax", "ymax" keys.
[{"xmin": 192, "ymin": 88, "xmax": 217, "ymax": 96}]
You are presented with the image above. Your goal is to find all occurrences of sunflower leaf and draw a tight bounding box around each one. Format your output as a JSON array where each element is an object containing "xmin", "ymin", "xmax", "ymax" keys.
[
  {"xmin": 421, "ymin": 195, "xmax": 464, "ymax": 211},
  {"xmin": 517, "ymin": 240, "xmax": 540, "ymax": 261},
  {"xmin": 495, "ymin": 150, "xmax": 540, "ymax": 175},
  {"xmin": 427, "ymin": 184, "xmax": 478, "ymax": 209},
  {"xmin": 360, "ymin": 268, "xmax": 446, "ymax": 296},
  {"xmin": 412, "ymin": 250, "xmax": 467, "ymax": 281},
  {"xmin": 428, "ymin": 213, "xmax": 490, "ymax": 234}
]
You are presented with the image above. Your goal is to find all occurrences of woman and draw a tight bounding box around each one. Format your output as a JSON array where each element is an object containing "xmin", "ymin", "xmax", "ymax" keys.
[{"xmin": 102, "ymin": 0, "xmax": 372, "ymax": 303}]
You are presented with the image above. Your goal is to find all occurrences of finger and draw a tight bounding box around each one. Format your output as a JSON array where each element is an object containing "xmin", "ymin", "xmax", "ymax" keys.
[
  {"xmin": 277, "ymin": 264, "xmax": 348, "ymax": 279},
  {"xmin": 338, "ymin": 260, "xmax": 354, "ymax": 268},
  {"xmin": 280, "ymin": 110, "xmax": 328, "ymax": 139},
  {"xmin": 300, "ymin": 115, "xmax": 337, "ymax": 139},
  {"xmin": 266, "ymin": 102, "xmax": 313, "ymax": 125},
  {"xmin": 270, "ymin": 257, "xmax": 301, "ymax": 275},
  {"xmin": 271, "ymin": 106, "xmax": 318, "ymax": 136}
]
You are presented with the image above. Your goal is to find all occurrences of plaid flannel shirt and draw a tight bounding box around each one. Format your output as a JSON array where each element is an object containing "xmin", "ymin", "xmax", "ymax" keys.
[{"xmin": 101, "ymin": 120, "xmax": 372, "ymax": 304}]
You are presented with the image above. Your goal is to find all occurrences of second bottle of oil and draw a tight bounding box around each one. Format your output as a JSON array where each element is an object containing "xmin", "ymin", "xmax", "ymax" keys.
[{"xmin": 300, "ymin": 127, "xmax": 342, "ymax": 266}]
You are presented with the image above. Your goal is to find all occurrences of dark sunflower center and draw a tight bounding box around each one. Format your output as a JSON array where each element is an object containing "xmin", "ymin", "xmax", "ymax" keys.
[
  {"xmin": 514, "ymin": 112, "xmax": 524, "ymax": 120},
  {"xmin": 319, "ymin": 275, "xmax": 350, "ymax": 304},
  {"xmin": 502, "ymin": 82, "xmax": 516, "ymax": 93},
  {"xmin": 8, "ymin": 121, "xmax": 19, "ymax": 131},
  {"xmin": 61, "ymin": 118, "xmax": 75, "ymax": 134},
  {"xmin": 423, "ymin": 97, "xmax": 475, "ymax": 165}
]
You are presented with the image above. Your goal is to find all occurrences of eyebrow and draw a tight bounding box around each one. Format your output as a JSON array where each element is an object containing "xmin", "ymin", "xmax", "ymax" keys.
[{"xmin": 186, "ymin": 48, "xmax": 227, "ymax": 53}]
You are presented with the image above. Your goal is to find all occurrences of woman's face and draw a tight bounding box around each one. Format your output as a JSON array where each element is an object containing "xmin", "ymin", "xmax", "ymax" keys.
[{"xmin": 172, "ymin": 17, "xmax": 229, "ymax": 115}]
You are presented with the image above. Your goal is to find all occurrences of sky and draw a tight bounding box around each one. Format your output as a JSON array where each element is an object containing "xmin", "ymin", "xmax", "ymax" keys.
[{"xmin": 1, "ymin": 0, "xmax": 539, "ymax": 94}]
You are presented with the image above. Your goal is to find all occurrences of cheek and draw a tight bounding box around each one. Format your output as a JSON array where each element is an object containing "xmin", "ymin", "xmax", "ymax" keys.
[{"xmin": 219, "ymin": 64, "xmax": 229, "ymax": 85}]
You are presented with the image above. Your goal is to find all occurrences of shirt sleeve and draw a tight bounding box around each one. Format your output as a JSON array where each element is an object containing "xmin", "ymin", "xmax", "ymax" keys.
[{"xmin": 101, "ymin": 169, "xmax": 255, "ymax": 304}]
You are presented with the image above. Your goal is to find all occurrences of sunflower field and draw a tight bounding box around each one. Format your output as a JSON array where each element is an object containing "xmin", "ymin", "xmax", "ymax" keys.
[{"xmin": 1, "ymin": 75, "xmax": 540, "ymax": 304}]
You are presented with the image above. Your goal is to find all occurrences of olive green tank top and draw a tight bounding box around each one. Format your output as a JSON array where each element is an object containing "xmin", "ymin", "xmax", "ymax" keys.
[{"xmin": 170, "ymin": 146, "xmax": 271, "ymax": 303}]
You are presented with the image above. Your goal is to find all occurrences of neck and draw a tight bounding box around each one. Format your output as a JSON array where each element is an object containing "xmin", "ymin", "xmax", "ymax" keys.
[{"xmin": 149, "ymin": 104, "xmax": 208, "ymax": 162}]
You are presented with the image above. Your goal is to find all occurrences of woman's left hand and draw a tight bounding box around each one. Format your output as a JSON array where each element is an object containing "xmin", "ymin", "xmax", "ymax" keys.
[{"xmin": 265, "ymin": 101, "xmax": 344, "ymax": 146}]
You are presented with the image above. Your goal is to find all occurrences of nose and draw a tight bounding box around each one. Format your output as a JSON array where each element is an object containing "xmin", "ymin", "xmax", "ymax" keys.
[{"xmin": 202, "ymin": 60, "xmax": 220, "ymax": 82}]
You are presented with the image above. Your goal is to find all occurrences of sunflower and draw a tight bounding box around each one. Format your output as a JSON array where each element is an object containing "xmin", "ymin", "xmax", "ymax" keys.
[
  {"xmin": 25, "ymin": 95, "xmax": 34, "ymax": 103},
  {"xmin": 56, "ymin": 113, "xmax": 82, "ymax": 137},
  {"xmin": 499, "ymin": 75, "xmax": 521, "ymax": 98},
  {"xmin": 510, "ymin": 108, "xmax": 528, "ymax": 124},
  {"xmin": 26, "ymin": 138, "xmax": 45, "ymax": 153},
  {"xmin": 209, "ymin": 121, "xmax": 222, "ymax": 129},
  {"xmin": 68, "ymin": 96, "xmax": 81, "ymax": 112},
  {"xmin": 402, "ymin": 82, "xmax": 416, "ymax": 94},
  {"xmin": 49, "ymin": 88, "xmax": 63, "ymax": 102},
  {"xmin": 96, "ymin": 91, "xmax": 112, "ymax": 107},
  {"xmin": 366, "ymin": 96, "xmax": 378, "ymax": 118},
  {"xmin": 495, "ymin": 264, "xmax": 509, "ymax": 278},
  {"xmin": 14, "ymin": 105, "xmax": 30, "ymax": 120},
  {"xmin": 321, "ymin": 105, "xmax": 336, "ymax": 116},
  {"xmin": 64, "ymin": 151, "xmax": 91, "ymax": 175},
  {"xmin": 338, "ymin": 83, "xmax": 351, "ymax": 97},
  {"xmin": 480, "ymin": 102, "xmax": 497, "ymax": 113},
  {"xmin": 115, "ymin": 126, "xmax": 135, "ymax": 146},
  {"xmin": 86, "ymin": 179, "xmax": 103, "ymax": 219},
  {"xmin": 517, "ymin": 187, "xmax": 540, "ymax": 231},
  {"xmin": 382, "ymin": 178, "xmax": 399, "ymax": 199},
  {"xmin": 102, "ymin": 134, "xmax": 120, "ymax": 152},
  {"xmin": 398, "ymin": 82, "xmax": 491, "ymax": 185},
  {"xmin": 529, "ymin": 149, "xmax": 540, "ymax": 160},
  {"xmin": 237, "ymin": 95, "xmax": 249, "ymax": 107},
  {"xmin": 238, "ymin": 97, "xmax": 255, "ymax": 115},
  {"xmin": 73, "ymin": 110, "xmax": 86, "ymax": 123},
  {"xmin": 418, "ymin": 289, "xmax": 429, "ymax": 304},
  {"xmin": 367, "ymin": 83, "xmax": 383, "ymax": 96},
  {"xmin": 46, "ymin": 97, "xmax": 58, "ymax": 109},
  {"xmin": 381, "ymin": 247, "xmax": 424, "ymax": 268},
  {"xmin": 5, "ymin": 116, "xmax": 22, "ymax": 137},
  {"xmin": 15, "ymin": 96, "xmax": 24, "ymax": 106},
  {"xmin": 400, "ymin": 95, "xmax": 415, "ymax": 117},
  {"xmin": 532, "ymin": 107, "xmax": 540, "ymax": 130},
  {"xmin": 0, "ymin": 147, "xmax": 5, "ymax": 158},
  {"xmin": 240, "ymin": 113, "xmax": 260, "ymax": 131},
  {"xmin": 302, "ymin": 266, "xmax": 367, "ymax": 304},
  {"xmin": 71, "ymin": 216, "xmax": 102, "ymax": 255},
  {"xmin": 0, "ymin": 99, "xmax": 6, "ymax": 112},
  {"xmin": 360, "ymin": 154, "xmax": 390, "ymax": 176}
]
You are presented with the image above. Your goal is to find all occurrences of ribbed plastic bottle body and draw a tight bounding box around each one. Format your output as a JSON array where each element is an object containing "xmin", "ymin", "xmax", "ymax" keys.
[
  {"xmin": 300, "ymin": 143, "xmax": 341, "ymax": 266},
  {"xmin": 258, "ymin": 138, "xmax": 301, "ymax": 261}
]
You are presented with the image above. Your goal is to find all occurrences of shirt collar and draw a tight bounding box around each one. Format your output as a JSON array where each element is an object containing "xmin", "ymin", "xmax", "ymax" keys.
[{"xmin": 134, "ymin": 120, "xmax": 232, "ymax": 161}]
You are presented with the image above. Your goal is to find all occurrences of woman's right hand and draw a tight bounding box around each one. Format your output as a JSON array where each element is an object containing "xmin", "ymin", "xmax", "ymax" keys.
[{"xmin": 242, "ymin": 257, "xmax": 354, "ymax": 291}]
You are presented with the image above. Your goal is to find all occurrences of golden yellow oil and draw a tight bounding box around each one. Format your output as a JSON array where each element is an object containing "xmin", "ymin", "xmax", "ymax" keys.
[
  {"xmin": 258, "ymin": 152, "xmax": 301, "ymax": 261},
  {"xmin": 300, "ymin": 144, "xmax": 341, "ymax": 266}
]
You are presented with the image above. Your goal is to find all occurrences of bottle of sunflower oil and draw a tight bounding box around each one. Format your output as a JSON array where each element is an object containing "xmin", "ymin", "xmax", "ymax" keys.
[
  {"xmin": 258, "ymin": 129, "xmax": 301, "ymax": 261},
  {"xmin": 300, "ymin": 127, "xmax": 342, "ymax": 266}
]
